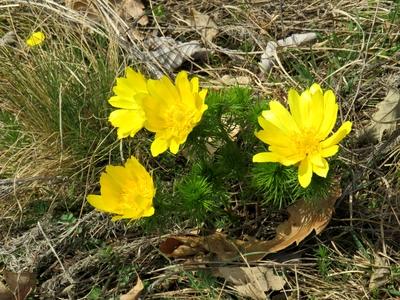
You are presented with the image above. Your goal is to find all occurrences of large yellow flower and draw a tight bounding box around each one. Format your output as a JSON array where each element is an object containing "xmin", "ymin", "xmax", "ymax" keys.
[
  {"xmin": 108, "ymin": 67, "xmax": 148, "ymax": 139},
  {"xmin": 253, "ymin": 83, "xmax": 352, "ymax": 188},
  {"xmin": 87, "ymin": 156, "xmax": 155, "ymax": 221},
  {"xmin": 26, "ymin": 31, "xmax": 45, "ymax": 47},
  {"xmin": 143, "ymin": 71, "xmax": 208, "ymax": 157}
]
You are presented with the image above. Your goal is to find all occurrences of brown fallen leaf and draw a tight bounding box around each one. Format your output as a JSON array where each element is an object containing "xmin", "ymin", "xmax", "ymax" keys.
[
  {"xmin": 369, "ymin": 253, "xmax": 390, "ymax": 291},
  {"xmin": 0, "ymin": 281, "xmax": 14, "ymax": 300},
  {"xmin": 2, "ymin": 270, "xmax": 36, "ymax": 300},
  {"xmin": 365, "ymin": 74, "xmax": 400, "ymax": 142},
  {"xmin": 117, "ymin": 0, "xmax": 148, "ymax": 26},
  {"xmin": 243, "ymin": 185, "xmax": 341, "ymax": 260},
  {"xmin": 190, "ymin": 9, "xmax": 218, "ymax": 43},
  {"xmin": 216, "ymin": 266, "xmax": 285, "ymax": 300},
  {"xmin": 65, "ymin": 0, "xmax": 99, "ymax": 20},
  {"xmin": 120, "ymin": 276, "xmax": 144, "ymax": 300},
  {"xmin": 160, "ymin": 232, "xmax": 239, "ymax": 261},
  {"xmin": 66, "ymin": 0, "xmax": 148, "ymax": 26},
  {"xmin": 160, "ymin": 185, "xmax": 341, "ymax": 262}
]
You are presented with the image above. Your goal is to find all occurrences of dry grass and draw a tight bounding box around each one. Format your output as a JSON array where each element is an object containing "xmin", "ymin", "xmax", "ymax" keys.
[{"xmin": 0, "ymin": 0, "xmax": 399, "ymax": 299}]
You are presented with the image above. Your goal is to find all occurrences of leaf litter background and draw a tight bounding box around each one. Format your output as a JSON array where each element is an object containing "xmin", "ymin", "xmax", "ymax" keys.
[{"xmin": 0, "ymin": 0, "xmax": 399, "ymax": 299}]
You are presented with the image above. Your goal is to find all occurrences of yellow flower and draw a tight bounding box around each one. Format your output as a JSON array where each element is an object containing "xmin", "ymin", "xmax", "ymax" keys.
[
  {"xmin": 108, "ymin": 67, "xmax": 148, "ymax": 139},
  {"xmin": 253, "ymin": 83, "xmax": 352, "ymax": 188},
  {"xmin": 87, "ymin": 156, "xmax": 155, "ymax": 221},
  {"xmin": 26, "ymin": 31, "xmax": 45, "ymax": 47},
  {"xmin": 143, "ymin": 71, "xmax": 208, "ymax": 157}
]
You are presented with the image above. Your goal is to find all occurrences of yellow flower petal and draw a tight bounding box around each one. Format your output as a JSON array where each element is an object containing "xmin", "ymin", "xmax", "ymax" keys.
[
  {"xmin": 253, "ymin": 152, "xmax": 282, "ymax": 163},
  {"xmin": 125, "ymin": 67, "xmax": 147, "ymax": 93},
  {"xmin": 309, "ymin": 85, "xmax": 324, "ymax": 131},
  {"xmin": 256, "ymin": 117, "xmax": 293, "ymax": 147},
  {"xmin": 262, "ymin": 101, "xmax": 299, "ymax": 135},
  {"xmin": 309, "ymin": 152, "xmax": 325, "ymax": 168},
  {"xmin": 298, "ymin": 157, "xmax": 312, "ymax": 188},
  {"xmin": 320, "ymin": 145, "xmax": 339, "ymax": 157},
  {"xmin": 109, "ymin": 109, "xmax": 146, "ymax": 139},
  {"xmin": 278, "ymin": 153, "xmax": 305, "ymax": 166},
  {"xmin": 26, "ymin": 31, "xmax": 45, "ymax": 47},
  {"xmin": 87, "ymin": 195, "xmax": 119, "ymax": 213},
  {"xmin": 312, "ymin": 157, "xmax": 329, "ymax": 178},
  {"xmin": 108, "ymin": 95, "xmax": 143, "ymax": 110},
  {"xmin": 151, "ymin": 138, "xmax": 169, "ymax": 157},
  {"xmin": 320, "ymin": 121, "xmax": 352, "ymax": 149},
  {"xmin": 288, "ymin": 88, "xmax": 303, "ymax": 128},
  {"xmin": 176, "ymin": 71, "xmax": 195, "ymax": 109},
  {"xmin": 148, "ymin": 76, "xmax": 179, "ymax": 106},
  {"xmin": 169, "ymin": 139, "xmax": 180, "ymax": 154},
  {"xmin": 190, "ymin": 77, "xmax": 199, "ymax": 93},
  {"xmin": 316, "ymin": 90, "xmax": 338, "ymax": 139},
  {"xmin": 199, "ymin": 89, "xmax": 208, "ymax": 102}
]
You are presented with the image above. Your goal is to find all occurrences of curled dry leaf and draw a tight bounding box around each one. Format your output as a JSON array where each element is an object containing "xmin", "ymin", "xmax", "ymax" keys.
[
  {"xmin": 365, "ymin": 74, "xmax": 400, "ymax": 142},
  {"xmin": 259, "ymin": 32, "xmax": 317, "ymax": 73},
  {"xmin": 120, "ymin": 276, "xmax": 144, "ymax": 300},
  {"xmin": 215, "ymin": 267, "xmax": 286, "ymax": 300},
  {"xmin": 190, "ymin": 9, "xmax": 218, "ymax": 43},
  {"xmin": 145, "ymin": 37, "xmax": 207, "ymax": 72},
  {"xmin": 160, "ymin": 185, "xmax": 341, "ymax": 262},
  {"xmin": 117, "ymin": 0, "xmax": 148, "ymax": 26}
]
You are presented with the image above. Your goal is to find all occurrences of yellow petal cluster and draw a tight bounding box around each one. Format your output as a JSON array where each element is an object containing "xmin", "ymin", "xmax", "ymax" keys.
[
  {"xmin": 143, "ymin": 71, "xmax": 208, "ymax": 156},
  {"xmin": 87, "ymin": 156, "xmax": 155, "ymax": 221},
  {"xmin": 108, "ymin": 68, "xmax": 208, "ymax": 156},
  {"xmin": 108, "ymin": 67, "xmax": 148, "ymax": 139},
  {"xmin": 26, "ymin": 31, "xmax": 45, "ymax": 47},
  {"xmin": 253, "ymin": 83, "xmax": 352, "ymax": 188}
]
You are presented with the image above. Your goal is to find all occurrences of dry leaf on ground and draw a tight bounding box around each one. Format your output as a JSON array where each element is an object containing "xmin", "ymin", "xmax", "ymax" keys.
[
  {"xmin": 160, "ymin": 185, "xmax": 341, "ymax": 261},
  {"xmin": 120, "ymin": 276, "xmax": 144, "ymax": 300},
  {"xmin": 0, "ymin": 281, "xmax": 14, "ymax": 300},
  {"xmin": 190, "ymin": 9, "xmax": 218, "ymax": 43},
  {"xmin": 145, "ymin": 37, "xmax": 207, "ymax": 72},
  {"xmin": 116, "ymin": 0, "xmax": 148, "ymax": 26},
  {"xmin": 365, "ymin": 74, "xmax": 400, "ymax": 142},
  {"xmin": 218, "ymin": 75, "xmax": 251, "ymax": 86},
  {"xmin": 0, "ymin": 31, "xmax": 16, "ymax": 47},
  {"xmin": 259, "ymin": 32, "xmax": 317, "ymax": 72},
  {"xmin": 369, "ymin": 253, "xmax": 391, "ymax": 291},
  {"xmin": 243, "ymin": 185, "xmax": 341, "ymax": 260},
  {"xmin": 215, "ymin": 267, "xmax": 286, "ymax": 300},
  {"xmin": 159, "ymin": 231, "xmax": 239, "ymax": 261},
  {"xmin": 65, "ymin": 0, "xmax": 100, "ymax": 20},
  {"xmin": 1, "ymin": 270, "xmax": 36, "ymax": 300},
  {"xmin": 65, "ymin": 0, "xmax": 148, "ymax": 25}
]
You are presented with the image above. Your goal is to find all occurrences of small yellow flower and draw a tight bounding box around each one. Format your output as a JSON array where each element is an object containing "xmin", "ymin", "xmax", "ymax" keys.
[
  {"xmin": 143, "ymin": 71, "xmax": 208, "ymax": 157},
  {"xmin": 26, "ymin": 31, "xmax": 45, "ymax": 47},
  {"xmin": 87, "ymin": 156, "xmax": 155, "ymax": 221},
  {"xmin": 253, "ymin": 83, "xmax": 352, "ymax": 188},
  {"xmin": 108, "ymin": 67, "xmax": 148, "ymax": 139}
]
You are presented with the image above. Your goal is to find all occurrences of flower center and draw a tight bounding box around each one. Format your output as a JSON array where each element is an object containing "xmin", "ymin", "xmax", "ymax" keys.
[
  {"xmin": 170, "ymin": 107, "xmax": 197, "ymax": 138},
  {"xmin": 293, "ymin": 130, "xmax": 320, "ymax": 157}
]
